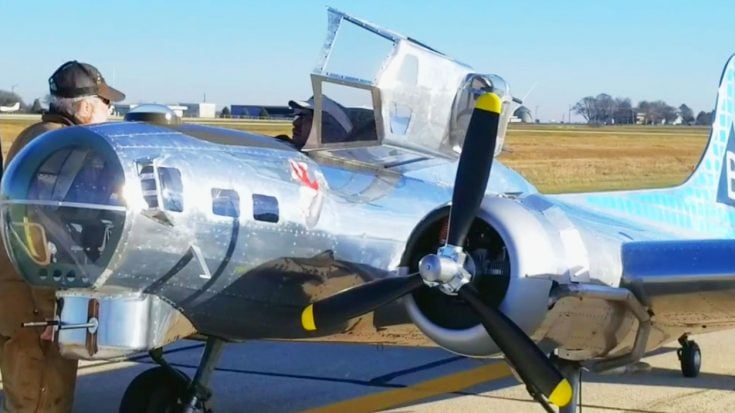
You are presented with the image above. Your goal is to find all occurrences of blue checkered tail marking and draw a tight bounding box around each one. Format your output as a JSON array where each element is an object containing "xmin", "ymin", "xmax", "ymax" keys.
[{"xmin": 682, "ymin": 54, "xmax": 735, "ymax": 206}]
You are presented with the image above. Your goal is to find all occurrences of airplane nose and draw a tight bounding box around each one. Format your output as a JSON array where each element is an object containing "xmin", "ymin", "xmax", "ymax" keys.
[{"xmin": 0, "ymin": 130, "xmax": 126, "ymax": 288}]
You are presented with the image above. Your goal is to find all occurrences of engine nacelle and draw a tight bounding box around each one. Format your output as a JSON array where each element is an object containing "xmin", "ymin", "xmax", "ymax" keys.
[{"xmin": 402, "ymin": 196, "xmax": 558, "ymax": 357}]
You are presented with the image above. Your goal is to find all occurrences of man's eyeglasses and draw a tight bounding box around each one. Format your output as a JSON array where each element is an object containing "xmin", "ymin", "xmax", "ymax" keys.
[{"xmin": 98, "ymin": 96, "xmax": 113, "ymax": 116}]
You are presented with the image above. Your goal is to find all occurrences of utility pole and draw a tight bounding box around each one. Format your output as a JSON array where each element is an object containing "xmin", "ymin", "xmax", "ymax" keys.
[
  {"xmin": 568, "ymin": 105, "xmax": 572, "ymax": 124},
  {"xmin": 11, "ymin": 84, "xmax": 18, "ymax": 94}
]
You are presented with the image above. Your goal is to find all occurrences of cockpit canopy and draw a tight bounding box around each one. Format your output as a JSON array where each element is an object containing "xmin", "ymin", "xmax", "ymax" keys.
[{"xmin": 301, "ymin": 8, "xmax": 514, "ymax": 170}]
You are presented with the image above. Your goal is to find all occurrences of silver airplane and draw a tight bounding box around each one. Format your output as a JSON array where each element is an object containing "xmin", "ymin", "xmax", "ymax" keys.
[{"xmin": 2, "ymin": 8, "xmax": 735, "ymax": 413}]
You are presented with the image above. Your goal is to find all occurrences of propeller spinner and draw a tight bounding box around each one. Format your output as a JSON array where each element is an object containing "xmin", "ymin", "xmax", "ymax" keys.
[{"xmin": 300, "ymin": 93, "xmax": 572, "ymax": 408}]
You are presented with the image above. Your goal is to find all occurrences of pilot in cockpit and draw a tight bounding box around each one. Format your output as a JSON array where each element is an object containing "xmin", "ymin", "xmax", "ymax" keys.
[{"xmin": 273, "ymin": 95, "xmax": 353, "ymax": 150}]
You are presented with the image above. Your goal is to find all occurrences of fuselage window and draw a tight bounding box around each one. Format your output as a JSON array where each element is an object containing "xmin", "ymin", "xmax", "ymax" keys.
[
  {"xmin": 158, "ymin": 167, "xmax": 184, "ymax": 212},
  {"xmin": 252, "ymin": 194, "xmax": 279, "ymax": 223},
  {"xmin": 212, "ymin": 188, "xmax": 240, "ymax": 218}
]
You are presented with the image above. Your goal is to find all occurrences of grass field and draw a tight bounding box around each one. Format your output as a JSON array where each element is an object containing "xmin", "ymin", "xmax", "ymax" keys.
[
  {"xmin": 0, "ymin": 116, "xmax": 710, "ymax": 194},
  {"xmin": 500, "ymin": 124, "xmax": 708, "ymax": 192}
]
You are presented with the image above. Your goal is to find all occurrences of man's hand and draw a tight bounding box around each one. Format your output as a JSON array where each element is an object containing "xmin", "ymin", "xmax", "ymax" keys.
[{"xmin": 40, "ymin": 324, "xmax": 54, "ymax": 341}]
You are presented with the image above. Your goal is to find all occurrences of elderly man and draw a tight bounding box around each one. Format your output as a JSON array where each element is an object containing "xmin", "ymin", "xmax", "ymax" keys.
[{"xmin": 0, "ymin": 60, "xmax": 124, "ymax": 413}]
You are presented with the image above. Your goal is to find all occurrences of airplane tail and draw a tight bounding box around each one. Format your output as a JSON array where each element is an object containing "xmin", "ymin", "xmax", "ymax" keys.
[{"xmin": 681, "ymin": 54, "xmax": 735, "ymax": 205}]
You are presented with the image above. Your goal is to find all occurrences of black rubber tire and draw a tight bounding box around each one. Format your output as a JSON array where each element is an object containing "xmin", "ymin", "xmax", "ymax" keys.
[
  {"xmin": 679, "ymin": 341, "xmax": 701, "ymax": 378},
  {"xmin": 119, "ymin": 367, "xmax": 190, "ymax": 413}
]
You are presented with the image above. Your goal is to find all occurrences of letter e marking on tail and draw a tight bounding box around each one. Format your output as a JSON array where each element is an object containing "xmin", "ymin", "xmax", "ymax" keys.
[
  {"xmin": 728, "ymin": 151, "xmax": 735, "ymax": 200},
  {"xmin": 717, "ymin": 126, "xmax": 735, "ymax": 206}
]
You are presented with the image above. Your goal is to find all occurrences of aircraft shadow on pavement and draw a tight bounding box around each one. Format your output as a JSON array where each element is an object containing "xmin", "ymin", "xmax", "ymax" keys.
[
  {"xmin": 585, "ymin": 367, "xmax": 735, "ymax": 391},
  {"xmin": 2, "ymin": 343, "xmax": 733, "ymax": 412}
]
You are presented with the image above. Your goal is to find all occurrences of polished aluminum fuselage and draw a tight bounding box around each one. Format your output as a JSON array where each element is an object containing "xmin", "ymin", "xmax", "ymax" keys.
[
  {"xmin": 4, "ymin": 104, "xmax": 735, "ymax": 364},
  {"xmin": 1, "ymin": 121, "xmax": 528, "ymax": 345}
]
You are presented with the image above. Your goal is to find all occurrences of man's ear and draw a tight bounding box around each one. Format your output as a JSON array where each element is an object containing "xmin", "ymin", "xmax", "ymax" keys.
[{"xmin": 76, "ymin": 99, "xmax": 93, "ymax": 122}]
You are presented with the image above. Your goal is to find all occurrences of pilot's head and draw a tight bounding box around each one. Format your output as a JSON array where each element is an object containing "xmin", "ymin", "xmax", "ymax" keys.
[
  {"xmin": 288, "ymin": 95, "xmax": 353, "ymax": 149},
  {"xmin": 48, "ymin": 60, "xmax": 126, "ymax": 125}
]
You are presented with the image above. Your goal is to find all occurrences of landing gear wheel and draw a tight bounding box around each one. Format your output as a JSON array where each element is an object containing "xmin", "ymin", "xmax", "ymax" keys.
[
  {"xmin": 119, "ymin": 366, "xmax": 190, "ymax": 413},
  {"xmin": 677, "ymin": 340, "xmax": 701, "ymax": 378}
]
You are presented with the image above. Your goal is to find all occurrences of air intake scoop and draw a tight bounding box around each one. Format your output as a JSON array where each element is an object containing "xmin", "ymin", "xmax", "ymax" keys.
[{"xmin": 124, "ymin": 104, "xmax": 181, "ymax": 125}]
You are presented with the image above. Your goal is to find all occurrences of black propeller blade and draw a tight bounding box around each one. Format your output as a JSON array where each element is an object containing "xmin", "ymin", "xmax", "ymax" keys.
[
  {"xmin": 446, "ymin": 92, "xmax": 500, "ymax": 246},
  {"xmin": 458, "ymin": 285, "xmax": 571, "ymax": 407},
  {"xmin": 301, "ymin": 274, "xmax": 423, "ymax": 332},
  {"xmin": 299, "ymin": 92, "xmax": 572, "ymax": 408}
]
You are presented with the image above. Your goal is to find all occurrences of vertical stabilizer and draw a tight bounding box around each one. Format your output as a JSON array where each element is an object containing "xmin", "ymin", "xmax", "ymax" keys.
[{"xmin": 683, "ymin": 54, "xmax": 735, "ymax": 205}]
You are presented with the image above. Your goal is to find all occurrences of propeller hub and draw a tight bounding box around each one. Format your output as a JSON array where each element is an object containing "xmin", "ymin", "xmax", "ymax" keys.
[
  {"xmin": 417, "ymin": 255, "xmax": 444, "ymax": 283},
  {"xmin": 418, "ymin": 245, "xmax": 472, "ymax": 295}
]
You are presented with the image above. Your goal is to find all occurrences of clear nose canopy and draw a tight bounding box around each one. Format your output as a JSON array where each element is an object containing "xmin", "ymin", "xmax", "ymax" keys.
[{"xmin": 3, "ymin": 145, "xmax": 126, "ymax": 286}]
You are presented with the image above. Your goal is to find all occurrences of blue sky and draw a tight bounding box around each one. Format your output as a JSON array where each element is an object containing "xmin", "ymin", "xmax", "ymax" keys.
[{"xmin": 3, "ymin": 1, "xmax": 734, "ymax": 121}]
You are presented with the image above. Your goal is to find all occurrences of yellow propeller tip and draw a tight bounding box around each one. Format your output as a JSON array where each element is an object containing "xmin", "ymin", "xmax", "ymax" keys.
[
  {"xmin": 548, "ymin": 378, "xmax": 573, "ymax": 407},
  {"xmin": 301, "ymin": 304, "xmax": 316, "ymax": 331},
  {"xmin": 474, "ymin": 93, "xmax": 502, "ymax": 114}
]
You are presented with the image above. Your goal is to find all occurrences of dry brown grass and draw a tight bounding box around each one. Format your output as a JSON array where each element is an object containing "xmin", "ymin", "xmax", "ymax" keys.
[
  {"xmin": 0, "ymin": 117, "xmax": 710, "ymax": 194},
  {"xmin": 0, "ymin": 117, "xmax": 292, "ymax": 159},
  {"xmin": 499, "ymin": 125, "xmax": 708, "ymax": 193},
  {"xmin": 0, "ymin": 119, "xmax": 33, "ymax": 155}
]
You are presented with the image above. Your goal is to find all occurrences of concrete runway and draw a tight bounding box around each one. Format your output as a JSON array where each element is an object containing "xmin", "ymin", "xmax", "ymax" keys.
[{"xmin": 3, "ymin": 328, "xmax": 735, "ymax": 412}]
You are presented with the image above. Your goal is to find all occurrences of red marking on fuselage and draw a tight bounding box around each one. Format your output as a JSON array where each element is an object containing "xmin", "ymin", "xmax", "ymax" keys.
[{"xmin": 290, "ymin": 160, "xmax": 319, "ymax": 191}]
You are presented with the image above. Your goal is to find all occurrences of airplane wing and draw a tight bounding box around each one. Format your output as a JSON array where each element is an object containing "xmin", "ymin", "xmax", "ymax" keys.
[{"xmin": 0, "ymin": 102, "xmax": 20, "ymax": 113}]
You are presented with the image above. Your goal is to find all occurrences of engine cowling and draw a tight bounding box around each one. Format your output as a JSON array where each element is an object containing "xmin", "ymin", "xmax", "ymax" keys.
[{"xmin": 402, "ymin": 196, "xmax": 558, "ymax": 357}]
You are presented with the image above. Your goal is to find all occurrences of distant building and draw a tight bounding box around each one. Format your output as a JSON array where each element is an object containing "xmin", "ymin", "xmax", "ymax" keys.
[
  {"xmin": 181, "ymin": 102, "xmax": 216, "ymax": 118},
  {"xmin": 230, "ymin": 105, "xmax": 260, "ymax": 118},
  {"xmin": 263, "ymin": 106, "xmax": 293, "ymax": 119},
  {"xmin": 112, "ymin": 103, "xmax": 187, "ymax": 118},
  {"xmin": 111, "ymin": 104, "xmax": 134, "ymax": 117},
  {"xmin": 168, "ymin": 105, "xmax": 188, "ymax": 118},
  {"xmin": 229, "ymin": 105, "xmax": 292, "ymax": 119},
  {"xmin": 635, "ymin": 112, "xmax": 647, "ymax": 124}
]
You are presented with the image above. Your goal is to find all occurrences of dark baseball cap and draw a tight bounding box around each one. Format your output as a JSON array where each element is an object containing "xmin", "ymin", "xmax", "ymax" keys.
[
  {"xmin": 49, "ymin": 60, "xmax": 125, "ymax": 102},
  {"xmin": 288, "ymin": 96, "xmax": 353, "ymax": 132}
]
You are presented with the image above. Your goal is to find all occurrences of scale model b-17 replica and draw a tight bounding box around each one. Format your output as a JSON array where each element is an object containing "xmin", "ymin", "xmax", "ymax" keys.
[{"xmin": 2, "ymin": 7, "xmax": 735, "ymax": 413}]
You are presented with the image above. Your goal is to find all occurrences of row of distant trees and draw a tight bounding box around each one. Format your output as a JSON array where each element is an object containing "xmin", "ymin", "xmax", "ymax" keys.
[
  {"xmin": 573, "ymin": 94, "xmax": 714, "ymax": 126},
  {"xmin": 1, "ymin": 87, "xmax": 718, "ymax": 126},
  {"xmin": 219, "ymin": 106, "xmax": 271, "ymax": 119}
]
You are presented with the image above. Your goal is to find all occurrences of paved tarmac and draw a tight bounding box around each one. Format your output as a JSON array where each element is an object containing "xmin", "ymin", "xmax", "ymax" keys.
[{"xmin": 2, "ymin": 328, "xmax": 735, "ymax": 412}]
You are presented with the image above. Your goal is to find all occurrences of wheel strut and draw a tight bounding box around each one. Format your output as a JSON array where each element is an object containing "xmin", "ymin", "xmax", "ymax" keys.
[
  {"xmin": 149, "ymin": 346, "xmax": 191, "ymax": 385},
  {"xmin": 553, "ymin": 357, "xmax": 582, "ymax": 413},
  {"xmin": 180, "ymin": 336, "xmax": 226, "ymax": 413}
]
